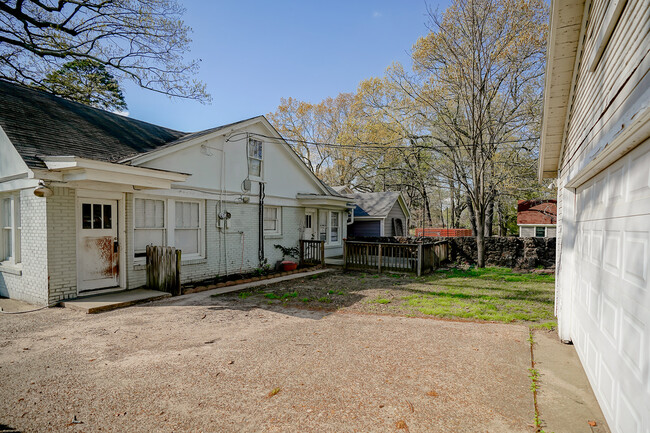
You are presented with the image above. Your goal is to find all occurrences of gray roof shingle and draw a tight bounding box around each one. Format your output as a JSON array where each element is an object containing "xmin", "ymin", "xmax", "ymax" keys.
[
  {"xmin": 0, "ymin": 80, "xmax": 189, "ymax": 169},
  {"xmin": 346, "ymin": 192, "xmax": 401, "ymax": 218}
]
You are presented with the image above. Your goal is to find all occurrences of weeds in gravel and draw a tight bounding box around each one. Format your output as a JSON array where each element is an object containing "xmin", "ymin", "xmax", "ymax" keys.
[
  {"xmin": 267, "ymin": 387, "xmax": 281, "ymax": 398},
  {"xmin": 372, "ymin": 298, "xmax": 391, "ymax": 304},
  {"xmin": 238, "ymin": 291, "xmax": 253, "ymax": 299},
  {"xmin": 317, "ymin": 297, "xmax": 332, "ymax": 303}
]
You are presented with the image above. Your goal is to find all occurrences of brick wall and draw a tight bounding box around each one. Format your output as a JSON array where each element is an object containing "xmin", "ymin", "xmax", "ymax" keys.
[
  {"xmin": 46, "ymin": 187, "xmax": 77, "ymax": 303},
  {"xmin": 0, "ymin": 189, "xmax": 49, "ymax": 305},
  {"xmin": 126, "ymin": 195, "xmax": 307, "ymax": 287}
]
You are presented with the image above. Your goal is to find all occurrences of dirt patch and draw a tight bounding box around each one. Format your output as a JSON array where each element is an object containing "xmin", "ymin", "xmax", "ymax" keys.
[{"xmin": 0, "ymin": 295, "xmax": 533, "ymax": 432}]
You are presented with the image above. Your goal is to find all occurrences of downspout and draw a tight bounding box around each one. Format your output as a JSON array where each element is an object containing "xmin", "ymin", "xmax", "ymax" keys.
[{"xmin": 258, "ymin": 182, "xmax": 265, "ymax": 263}]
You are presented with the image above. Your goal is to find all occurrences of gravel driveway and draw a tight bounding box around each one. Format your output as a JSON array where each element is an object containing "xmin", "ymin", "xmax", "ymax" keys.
[{"xmin": 0, "ymin": 292, "xmax": 533, "ymax": 433}]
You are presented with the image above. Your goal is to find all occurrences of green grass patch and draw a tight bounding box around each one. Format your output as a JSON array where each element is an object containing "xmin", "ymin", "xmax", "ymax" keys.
[
  {"xmin": 327, "ymin": 289, "xmax": 346, "ymax": 295},
  {"xmin": 238, "ymin": 291, "xmax": 253, "ymax": 299},
  {"xmin": 434, "ymin": 266, "xmax": 555, "ymax": 283},
  {"xmin": 372, "ymin": 297, "xmax": 391, "ymax": 304},
  {"xmin": 317, "ymin": 297, "xmax": 332, "ymax": 303},
  {"xmin": 398, "ymin": 267, "xmax": 555, "ymax": 323}
]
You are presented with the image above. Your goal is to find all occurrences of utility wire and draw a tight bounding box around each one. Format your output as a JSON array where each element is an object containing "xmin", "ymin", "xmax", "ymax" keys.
[{"xmin": 227, "ymin": 131, "xmax": 539, "ymax": 151}]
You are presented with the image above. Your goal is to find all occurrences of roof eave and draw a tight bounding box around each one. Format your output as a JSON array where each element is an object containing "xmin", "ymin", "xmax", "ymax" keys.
[{"xmin": 539, "ymin": 0, "xmax": 586, "ymax": 181}]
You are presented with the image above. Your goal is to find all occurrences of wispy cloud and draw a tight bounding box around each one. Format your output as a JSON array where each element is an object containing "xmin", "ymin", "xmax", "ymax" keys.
[{"xmin": 372, "ymin": 11, "xmax": 382, "ymax": 18}]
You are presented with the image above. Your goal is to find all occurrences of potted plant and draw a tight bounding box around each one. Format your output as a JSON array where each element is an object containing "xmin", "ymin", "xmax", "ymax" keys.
[{"xmin": 274, "ymin": 244, "xmax": 299, "ymax": 271}]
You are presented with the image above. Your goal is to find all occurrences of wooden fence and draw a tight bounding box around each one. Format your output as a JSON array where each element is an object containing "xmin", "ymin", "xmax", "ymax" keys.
[
  {"xmin": 343, "ymin": 240, "xmax": 449, "ymax": 276},
  {"xmin": 146, "ymin": 245, "xmax": 181, "ymax": 295},
  {"xmin": 299, "ymin": 239, "xmax": 325, "ymax": 266},
  {"xmin": 414, "ymin": 228, "xmax": 473, "ymax": 237}
]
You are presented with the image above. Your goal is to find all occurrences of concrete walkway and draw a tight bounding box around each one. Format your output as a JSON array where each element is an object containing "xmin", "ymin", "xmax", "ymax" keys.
[
  {"xmin": 534, "ymin": 330, "xmax": 610, "ymax": 433},
  {"xmin": 60, "ymin": 269, "xmax": 333, "ymax": 313},
  {"xmin": 61, "ymin": 288, "xmax": 171, "ymax": 314}
]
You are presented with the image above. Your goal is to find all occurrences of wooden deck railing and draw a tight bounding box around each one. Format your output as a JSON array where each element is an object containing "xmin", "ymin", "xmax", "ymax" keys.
[
  {"xmin": 343, "ymin": 240, "xmax": 448, "ymax": 276},
  {"xmin": 299, "ymin": 240, "xmax": 325, "ymax": 267}
]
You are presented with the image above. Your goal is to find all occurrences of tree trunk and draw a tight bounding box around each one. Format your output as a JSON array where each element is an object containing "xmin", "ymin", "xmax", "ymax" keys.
[
  {"xmin": 466, "ymin": 195, "xmax": 477, "ymax": 236},
  {"xmin": 497, "ymin": 202, "xmax": 506, "ymax": 236},
  {"xmin": 450, "ymin": 179, "xmax": 456, "ymax": 228},
  {"xmin": 485, "ymin": 199, "xmax": 494, "ymax": 237},
  {"xmin": 475, "ymin": 212, "xmax": 486, "ymax": 268}
]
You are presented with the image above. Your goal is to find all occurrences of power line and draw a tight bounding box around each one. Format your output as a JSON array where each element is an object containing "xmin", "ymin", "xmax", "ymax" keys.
[{"xmin": 227, "ymin": 131, "xmax": 539, "ymax": 151}]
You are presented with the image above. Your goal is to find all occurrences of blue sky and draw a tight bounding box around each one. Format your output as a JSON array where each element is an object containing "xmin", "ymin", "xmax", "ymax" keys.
[{"xmin": 122, "ymin": 1, "xmax": 449, "ymax": 132}]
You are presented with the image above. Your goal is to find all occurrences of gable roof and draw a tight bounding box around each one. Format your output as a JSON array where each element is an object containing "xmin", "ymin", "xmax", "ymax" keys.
[
  {"xmin": 0, "ymin": 80, "xmax": 186, "ymax": 169},
  {"xmin": 346, "ymin": 192, "xmax": 403, "ymax": 218},
  {"xmin": 0, "ymin": 80, "xmax": 345, "ymax": 199},
  {"xmin": 517, "ymin": 199, "xmax": 557, "ymax": 225}
]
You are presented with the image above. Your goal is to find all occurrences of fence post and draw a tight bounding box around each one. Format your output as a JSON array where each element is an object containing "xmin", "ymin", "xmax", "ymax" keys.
[
  {"xmin": 175, "ymin": 249, "xmax": 181, "ymax": 295},
  {"xmin": 378, "ymin": 244, "xmax": 382, "ymax": 274},
  {"xmin": 320, "ymin": 240, "xmax": 325, "ymax": 267},
  {"xmin": 417, "ymin": 243, "xmax": 423, "ymax": 276},
  {"xmin": 299, "ymin": 240, "xmax": 305, "ymax": 267},
  {"xmin": 343, "ymin": 240, "xmax": 347, "ymax": 270}
]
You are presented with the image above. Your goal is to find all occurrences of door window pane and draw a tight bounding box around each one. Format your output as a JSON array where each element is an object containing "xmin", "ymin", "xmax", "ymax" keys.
[
  {"xmin": 92, "ymin": 204, "xmax": 102, "ymax": 229},
  {"xmin": 103, "ymin": 205, "xmax": 112, "ymax": 229},
  {"xmin": 82, "ymin": 203, "xmax": 92, "ymax": 229}
]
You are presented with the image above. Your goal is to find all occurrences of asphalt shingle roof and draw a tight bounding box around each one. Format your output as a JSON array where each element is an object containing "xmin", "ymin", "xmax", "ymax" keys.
[
  {"xmin": 0, "ymin": 80, "xmax": 190, "ymax": 169},
  {"xmin": 346, "ymin": 192, "xmax": 401, "ymax": 218}
]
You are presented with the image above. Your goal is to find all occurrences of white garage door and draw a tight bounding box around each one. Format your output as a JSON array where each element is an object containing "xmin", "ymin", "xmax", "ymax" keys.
[{"xmin": 571, "ymin": 138, "xmax": 650, "ymax": 433}]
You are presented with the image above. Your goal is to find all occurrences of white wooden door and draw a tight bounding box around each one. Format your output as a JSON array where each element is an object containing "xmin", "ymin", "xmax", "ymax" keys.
[
  {"xmin": 304, "ymin": 211, "xmax": 316, "ymax": 240},
  {"xmin": 78, "ymin": 199, "xmax": 119, "ymax": 292},
  {"xmin": 570, "ymin": 138, "xmax": 650, "ymax": 433}
]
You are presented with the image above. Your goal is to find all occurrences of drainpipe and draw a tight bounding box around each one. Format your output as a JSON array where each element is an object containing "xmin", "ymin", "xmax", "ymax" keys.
[{"xmin": 258, "ymin": 182, "xmax": 265, "ymax": 263}]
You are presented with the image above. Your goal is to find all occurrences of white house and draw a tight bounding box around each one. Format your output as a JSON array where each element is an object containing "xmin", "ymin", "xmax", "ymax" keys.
[
  {"xmin": 0, "ymin": 81, "xmax": 351, "ymax": 306},
  {"xmin": 540, "ymin": 0, "xmax": 649, "ymax": 431}
]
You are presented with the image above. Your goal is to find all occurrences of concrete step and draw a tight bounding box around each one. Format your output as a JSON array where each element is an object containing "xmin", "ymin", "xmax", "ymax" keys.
[{"xmin": 61, "ymin": 288, "xmax": 171, "ymax": 314}]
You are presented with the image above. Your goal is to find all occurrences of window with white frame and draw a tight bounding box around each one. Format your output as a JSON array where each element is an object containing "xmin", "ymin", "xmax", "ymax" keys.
[
  {"xmin": 1, "ymin": 195, "xmax": 20, "ymax": 264},
  {"xmin": 134, "ymin": 198, "xmax": 165, "ymax": 258},
  {"xmin": 248, "ymin": 138, "xmax": 263, "ymax": 177},
  {"xmin": 330, "ymin": 211, "xmax": 340, "ymax": 243},
  {"xmin": 263, "ymin": 206, "xmax": 281, "ymax": 235},
  {"xmin": 134, "ymin": 197, "xmax": 205, "ymax": 261},
  {"xmin": 175, "ymin": 201, "xmax": 201, "ymax": 255}
]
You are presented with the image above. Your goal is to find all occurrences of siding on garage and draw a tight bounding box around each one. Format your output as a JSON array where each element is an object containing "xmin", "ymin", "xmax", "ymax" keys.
[
  {"xmin": 547, "ymin": 2, "xmax": 650, "ymax": 431},
  {"xmin": 383, "ymin": 201, "xmax": 407, "ymax": 237},
  {"xmin": 561, "ymin": 0, "xmax": 650, "ymax": 182}
]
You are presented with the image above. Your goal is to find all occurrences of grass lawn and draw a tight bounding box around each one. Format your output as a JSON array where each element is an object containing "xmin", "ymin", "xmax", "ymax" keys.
[{"xmin": 213, "ymin": 267, "xmax": 556, "ymax": 328}]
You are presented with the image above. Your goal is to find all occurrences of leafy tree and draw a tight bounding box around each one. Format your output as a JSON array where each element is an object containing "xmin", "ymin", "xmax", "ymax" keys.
[
  {"xmin": 0, "ymin": 0, "xmax": 209, "ymax": 102},
  {"xmin": 41, "ymin": 59, "xmax": 127, "ymax": 111},
  {"xmin": 401, "ymin": 0, "xmax": 549, "ymax": 265}
]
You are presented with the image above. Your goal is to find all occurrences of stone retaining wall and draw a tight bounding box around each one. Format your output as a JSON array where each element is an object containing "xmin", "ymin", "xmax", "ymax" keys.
[{"xmin": 346, "ymin": 236, "xmax": 556, "ymax": 269}]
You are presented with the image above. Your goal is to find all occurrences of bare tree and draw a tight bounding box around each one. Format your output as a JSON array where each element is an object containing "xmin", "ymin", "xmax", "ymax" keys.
[
  {"xmin": 401, "ymin": 0, "xmax": 548, "ymax": 266},
  {"xmin": 0, "ymin": 0, "xmax": 209, "ymax": 102}
]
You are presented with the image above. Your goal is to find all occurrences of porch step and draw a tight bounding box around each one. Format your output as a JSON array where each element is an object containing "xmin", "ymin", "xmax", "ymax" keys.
[{"xmin": 61, "ymin": 288, "xmax": 171, "ymax": 314}]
